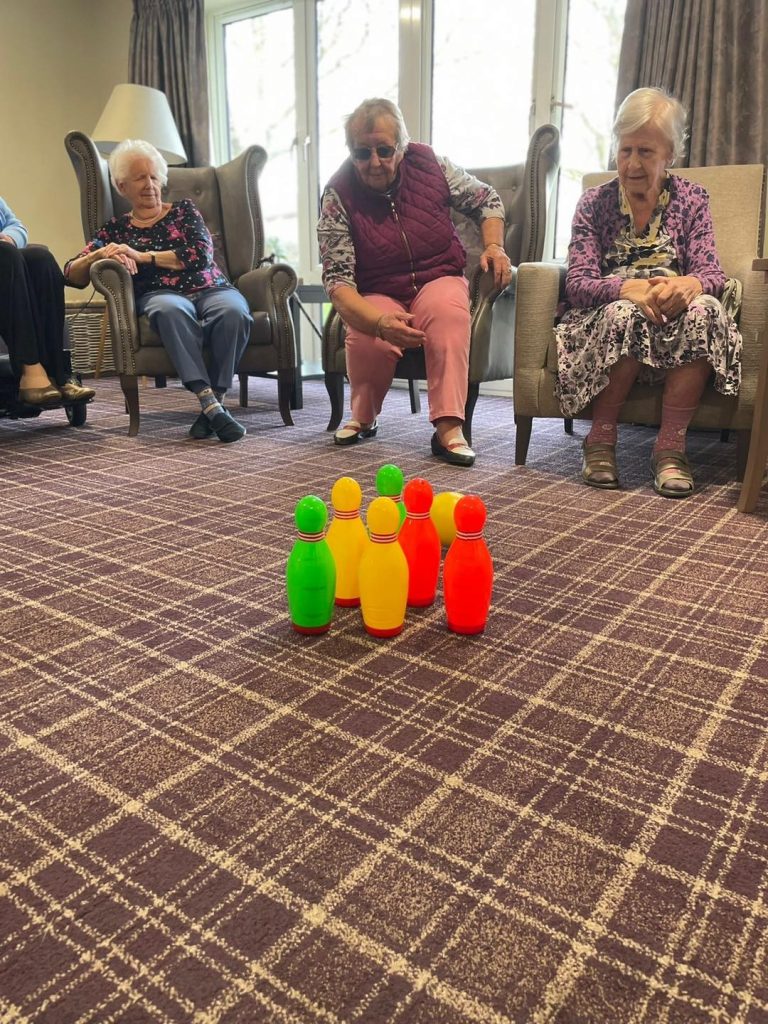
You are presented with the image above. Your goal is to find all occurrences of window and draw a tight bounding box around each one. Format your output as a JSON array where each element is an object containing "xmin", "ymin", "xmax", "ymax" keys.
[
  {"xmin": 208, "ymin": 0, "xmax": 627, "ymax": 274},
  {"xmin": 431, "ymin": 0, "xmax": 536, "ymax": 168},
  {"xmin": 554, "ymin": 0, "xmax": 628, "ymax": 256},
  {"xmin": 222, "ymin": 5, "xmax": 298, "ymax": 265},
  {"xmin": 316, "ymin": 0, "xmax": 399, "ymax": 190}
]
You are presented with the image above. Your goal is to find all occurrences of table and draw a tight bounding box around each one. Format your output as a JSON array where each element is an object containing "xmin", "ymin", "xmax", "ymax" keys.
[{"xmin": 737, "ymin": 258, "xmax": 768, "ymax": 512}]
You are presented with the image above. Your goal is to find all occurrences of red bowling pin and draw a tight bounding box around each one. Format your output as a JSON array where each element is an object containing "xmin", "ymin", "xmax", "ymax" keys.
[
  {"xmin": 443, "ymin": 495, "xmax": 493, "ymax": 635},
  {"xmin": 398, "ymin": 478, "xmax": 441, "ymax": 607}
]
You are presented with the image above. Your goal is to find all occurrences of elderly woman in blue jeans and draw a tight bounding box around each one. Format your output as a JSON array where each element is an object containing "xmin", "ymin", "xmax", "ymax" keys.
[{"xmin": 65, "ymin": 139, "xmax": 252, "ymax": 442}]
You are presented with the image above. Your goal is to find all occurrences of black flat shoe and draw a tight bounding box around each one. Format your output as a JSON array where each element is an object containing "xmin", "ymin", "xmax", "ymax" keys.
[
  {"xmin": 189, "ymin": 412, "xmax": 215, "ymax": 439},
  {"xmin": 210, "ymin": 410, "xmax": 246, "ymax": 443},
  {"xmin": 430, "ymin": 431, "xmax": 476, "ymax": 467},
  {"xmin": 333, "ymin": 419, "xmax": 379, "ymax": 446}
]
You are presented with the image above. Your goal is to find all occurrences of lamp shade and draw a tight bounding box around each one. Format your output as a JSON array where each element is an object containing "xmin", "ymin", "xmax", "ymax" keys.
[{"xmin": 92, "ymin": 83, "xmax": 188, "ymax": 165}]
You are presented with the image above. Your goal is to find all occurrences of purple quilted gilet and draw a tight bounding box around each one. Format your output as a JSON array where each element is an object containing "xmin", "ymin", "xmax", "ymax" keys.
[{"xmin": 329, "ymin": 142, "xmax": 466, "ymax": 303}]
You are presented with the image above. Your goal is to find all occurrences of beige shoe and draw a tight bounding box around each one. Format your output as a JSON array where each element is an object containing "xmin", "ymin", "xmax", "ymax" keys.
[{"xmin": 582, "ymin": 440, "xmax": 619, "ymax": 489}]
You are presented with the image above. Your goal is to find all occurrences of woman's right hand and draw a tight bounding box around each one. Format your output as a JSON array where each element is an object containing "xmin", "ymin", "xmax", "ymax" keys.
[
  {"xmin": 376, "ymin": 311, "xmax": 427, "ymax": 353},
  {"xmin": 619, "ymin": 278, "xmax": 664, "ymax": 325}
]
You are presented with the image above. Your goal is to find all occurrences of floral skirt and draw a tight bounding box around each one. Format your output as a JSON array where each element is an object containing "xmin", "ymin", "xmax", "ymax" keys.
[{"xmin": 554, "ymin": 296, "xmax": 742, "ymax": 417}]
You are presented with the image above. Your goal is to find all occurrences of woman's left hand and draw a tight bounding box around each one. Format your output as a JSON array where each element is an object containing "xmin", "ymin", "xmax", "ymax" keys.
[
  {"xmin": 648, "ymin": 275, "xmax": 703, "ymax": 320},
  {"xmin": 480, "ymin": 244, "xmax": 513, "ymax": 289}
]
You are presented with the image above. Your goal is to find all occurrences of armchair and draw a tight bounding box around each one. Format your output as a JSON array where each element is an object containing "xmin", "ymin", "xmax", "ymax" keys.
[
  {"xmin": 64, "ymin": 131, "xmax": 298, "ymax": 436},
  {"xmin": 322, "ymin": 123, "xmax": 561, "ymax": 441},
  {"xmin": 513, "ymin": 164, "xmax": 768, "ymax": 478}
]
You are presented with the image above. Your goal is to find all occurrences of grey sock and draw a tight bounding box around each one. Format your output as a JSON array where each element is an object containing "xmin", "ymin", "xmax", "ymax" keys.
[{"xmin": 197, "ymin": 387, "xmax": 224, "ymax": 420}]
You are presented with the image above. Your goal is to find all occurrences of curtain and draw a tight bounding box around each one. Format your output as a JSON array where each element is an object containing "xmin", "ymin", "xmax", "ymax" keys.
[
  {"xmin": 615, "ymin": 0, "xmax": 768, "ymax": 166},
  {"xmin": 129, "ymin": 0, "xmax": 210, "ymax": 166}
]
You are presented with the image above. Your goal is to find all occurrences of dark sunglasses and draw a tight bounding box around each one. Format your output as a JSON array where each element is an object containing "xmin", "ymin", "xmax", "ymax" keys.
[{"xmin": 351, "ymin": 144, "xmax": 397, "ymax": 161}]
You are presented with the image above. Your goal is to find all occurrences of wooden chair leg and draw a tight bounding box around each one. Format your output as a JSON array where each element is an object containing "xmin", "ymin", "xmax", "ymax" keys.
[
  {"xmin": 239, "ymin": 372, "xmax": 249, "ymax": 407},
  {"xmin": 464, "ymin": 382, "xmax": 480, "ymax": 446},
  {"xmin": 514, "ymin": 414, "xmax": 533, "ymax": 465},
  {"xmin": 720, "ymin": 429, "xmax": 730, "ymax": 443},
  {"xmin": 277, "ymin": 368, "xmax": 295, "ymax": 426},
  {"xmin": 154, "ymin": 375, "xmax": 167, "ymax": 388},
  {"xmin": 408, "ymin": 378, "xmax": 421, "ymax": 414},
  {"xmin": 94, "ymin": 308, "xmax": 108, "ymax": 379},
  {"xmin": 325, "ymin": 371, "xmax": 345, "ymax": 432},
  {"xmin": 737, "ymin": 328, "xmax": 768, "ymax": 512},
  {"xmin": 735, "ymin": 430, "xmax": 751, "ymax": 483},
  {"xmin": 120, "ymin": 374, "xmax": 140, "ymax": 436},
  {"xmin": 564, "ymin": 418, "xmax": 574, "ymax": 435}
]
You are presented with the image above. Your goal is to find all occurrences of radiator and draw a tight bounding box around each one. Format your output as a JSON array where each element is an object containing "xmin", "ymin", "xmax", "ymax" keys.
[{"xmin": 65, "ymin": 302, "xmax": 115, "ymax": 376}]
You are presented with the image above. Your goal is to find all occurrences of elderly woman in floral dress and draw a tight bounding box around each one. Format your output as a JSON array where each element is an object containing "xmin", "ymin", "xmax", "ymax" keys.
[
  {"xmin": 556, "ymin": 87, "xmax": 741, "ymax": 497},
  {"xmin": 318, "ymin": 97, "xmax": 512, "ymax": 467},
  {"xmin": 65, "ymin": 139, "xmax": 252, "ymax": 442}
]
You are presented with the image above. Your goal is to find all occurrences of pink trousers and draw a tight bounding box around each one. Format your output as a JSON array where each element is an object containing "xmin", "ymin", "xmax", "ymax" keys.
[{"xmin": 344, "ymin": 275, "xmax": 470, "ymax": 425}]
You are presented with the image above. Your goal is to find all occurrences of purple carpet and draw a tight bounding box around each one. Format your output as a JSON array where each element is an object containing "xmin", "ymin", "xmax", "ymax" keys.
[{"xmin": 1, "ymin": 376, "xmax": 766, "ymax": 1023}]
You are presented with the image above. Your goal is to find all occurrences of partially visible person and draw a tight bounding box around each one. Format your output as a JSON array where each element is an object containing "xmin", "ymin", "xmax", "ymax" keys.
[
  {"xmin": 65, "ymin": 140, "xmax": 252, "ymax": 442},
  {"xmin": 317, "ymin": 98, "xmax": 512, "ymax": 467},
  {"xmin": 0, "ymin": 197, "xmax": 95, "ymax": 405},
  {"xmin": 555, "ymin": 87, "xmax": 741, "ymax": 498}
]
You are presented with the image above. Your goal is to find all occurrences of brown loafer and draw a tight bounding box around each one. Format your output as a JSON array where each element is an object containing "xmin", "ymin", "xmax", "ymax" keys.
[
  {"xmin": 581, "ymin": 440, "xmax": 619, "ymax": 489},
  {"xmin": 18, "ymin": 384, "xmax": 62, "ymax": 406},
  {"xmin": 59, "ymin": 379, "xmax": 96, "ymax": 402},
  {"xmin": 651, "ymin": 449, "xmax": 695, "ymax": 498}
]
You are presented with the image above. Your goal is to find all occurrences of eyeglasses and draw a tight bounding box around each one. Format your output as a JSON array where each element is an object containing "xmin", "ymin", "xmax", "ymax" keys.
[{"xmin": 351, "ymin": 145, "xmax": 397, "ymax": 162}]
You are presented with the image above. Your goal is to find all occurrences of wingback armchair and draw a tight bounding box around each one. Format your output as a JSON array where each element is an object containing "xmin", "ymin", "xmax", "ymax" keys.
[
  {"xmin": 513, "ymin": 163, "xmax": 768, "ymax": 477},
  {"xmin": 64, "ymin": 131, "xmax": 298, "ymax": 436},
  {"xmin": 322, "ymin": 123, "xmax": 561, "ymax": 441}
]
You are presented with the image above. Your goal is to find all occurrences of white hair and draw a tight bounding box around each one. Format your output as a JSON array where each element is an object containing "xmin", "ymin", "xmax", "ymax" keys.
[
  {"xmin": 345, "ymin": 98, "xmax": 410, "ymax": 151},
  {"xmin": 108, "ymin": 139, "xmax": 168, "ymax": 188},
  {"xmin": 612, "ymin": 87, "xmax": 688, "ymax": 164}
]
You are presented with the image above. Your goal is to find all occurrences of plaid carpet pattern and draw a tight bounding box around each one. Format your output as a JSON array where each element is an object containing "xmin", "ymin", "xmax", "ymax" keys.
[{"xmin": 1, "ymin": 378, "xmax": 767, "ymax": 1024}]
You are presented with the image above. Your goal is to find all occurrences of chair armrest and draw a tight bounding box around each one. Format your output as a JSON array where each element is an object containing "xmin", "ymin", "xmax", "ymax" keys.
[
  {"xmin": 237, "ymin": 262, "xmax": 298, "ymax": 368},
  {"xmin": 468, "ymin": 265, "xmax": 505, "ymax": 312},
  {"xmin": 90, "ymin": 258, "xmax": 141, "ymax": 372},
  {"xmin": 513, "ymin": 262, "xmax": 564, "ymax": 372}
]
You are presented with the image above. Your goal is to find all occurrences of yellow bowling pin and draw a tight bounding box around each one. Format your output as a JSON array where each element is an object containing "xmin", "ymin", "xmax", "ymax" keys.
[
  {"xmin": 326, "ymin": 476, "xmax": 368, "ymax": 607},
  {"xmin": 359, "ymin": 496, "xmax": 408, "ymax": 637}
]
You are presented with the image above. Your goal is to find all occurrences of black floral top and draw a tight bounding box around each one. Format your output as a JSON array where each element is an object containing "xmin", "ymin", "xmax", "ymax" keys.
[{"xmin": 66, "ymin": 199, "xmax": 229, "ymax": 301}]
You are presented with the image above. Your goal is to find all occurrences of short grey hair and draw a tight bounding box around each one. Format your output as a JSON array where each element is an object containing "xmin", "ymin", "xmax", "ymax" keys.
[
  {"xmin": 612, "ymin": 87, "xmax": 688, "ymax": 164},
  {"xmin": 108, "ymin": 139, "xmax": 168, "ymax": 188},
  {"xmin": 344, "ymin": 98, "xmax": 410, "ymax": 151}
]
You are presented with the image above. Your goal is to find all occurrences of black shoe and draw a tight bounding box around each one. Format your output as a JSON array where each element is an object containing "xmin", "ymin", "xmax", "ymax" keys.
[
  {"xmin": 430, "ymin": 431, "xmax": 475, "ymax": 467},
  {"xmin": 189, "ymin": 413, "xmax": 215, "ymax": 439},
  {"xmin": 210, "ymin": 410, "xmax": 246, "ymax": 443}
]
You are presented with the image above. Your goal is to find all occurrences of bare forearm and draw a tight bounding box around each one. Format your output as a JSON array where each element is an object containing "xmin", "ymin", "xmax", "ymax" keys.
[
  {"xmin": 65, "ymin": 249, "xmax": 104, "ymax": 287},
  {"xmin": 481, "ymin": 218, "xmax": 505, "ymax": 249},
  {"xmin": 330, "ymin": 285, "xmax": 385, "ymax": 335}
]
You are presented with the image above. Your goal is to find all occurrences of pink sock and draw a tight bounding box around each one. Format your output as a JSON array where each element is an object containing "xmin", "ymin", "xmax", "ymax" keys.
[
  {"xmin": 654, "ymin": 403, "xmax": 698, "ymax": 453},
  {"xmin": 586, "ymin": 405, "xmax": 623, "ymax": 446}
]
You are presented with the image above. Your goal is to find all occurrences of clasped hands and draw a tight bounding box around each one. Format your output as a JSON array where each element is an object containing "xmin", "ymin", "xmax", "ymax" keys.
[
  {"xmin": 620, "ymin": 275, "xmax": 703, "ymax": 325},
  {"xmin": 97, "ymin": 242, "xmax": 148, "ymax": 275}
]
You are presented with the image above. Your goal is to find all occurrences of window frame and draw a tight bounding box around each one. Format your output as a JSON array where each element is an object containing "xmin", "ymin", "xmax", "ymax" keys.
[{"xmin": 206, "ymin": 0, "xmax": 572, "ymax": 281}]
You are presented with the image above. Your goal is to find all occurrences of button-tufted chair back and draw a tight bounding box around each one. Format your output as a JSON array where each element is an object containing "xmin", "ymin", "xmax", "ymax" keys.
[{"xmin": 64, "ymin": 132, "xmax": 267, "ymax": 284}]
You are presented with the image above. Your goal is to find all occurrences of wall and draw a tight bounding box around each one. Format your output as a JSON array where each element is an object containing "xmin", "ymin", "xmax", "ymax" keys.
[{"xmin": 0, "ymin": 0, "xmax": 132, "ymax": 292}]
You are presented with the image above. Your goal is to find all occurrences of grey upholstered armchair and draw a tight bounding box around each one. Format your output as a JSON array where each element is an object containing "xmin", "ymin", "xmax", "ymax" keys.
[
  {"xmin": 64, "ymin": 131, "xmax": 298, "ymax": 436},
  {"xmin": 513, "ymin": 164, "xmax": 768, "ymax": 477},
  {"xmin": 322, "ymin": 123, "xmax": 561, "ymax": 440}
]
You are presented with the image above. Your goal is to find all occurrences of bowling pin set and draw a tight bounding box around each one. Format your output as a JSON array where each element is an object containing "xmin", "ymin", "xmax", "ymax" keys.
[{"xmin": 286, "ymin": 464, "xmax": 493, "ymax": 638}]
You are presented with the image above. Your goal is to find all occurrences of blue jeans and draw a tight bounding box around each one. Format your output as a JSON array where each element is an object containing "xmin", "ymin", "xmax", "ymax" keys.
[{"xmin": 137, "ymin": 286, "xmax": 252, "ymax": 393}]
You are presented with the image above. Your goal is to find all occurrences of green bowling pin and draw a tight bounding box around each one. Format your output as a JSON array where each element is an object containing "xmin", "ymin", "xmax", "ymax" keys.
[
  {"xmin": 375, "ymin": 464, "xmax": 406, "ymax": 529},
  {"xmin": 286, "ymin": 495, "xmax": 336, "ymax": 634}
]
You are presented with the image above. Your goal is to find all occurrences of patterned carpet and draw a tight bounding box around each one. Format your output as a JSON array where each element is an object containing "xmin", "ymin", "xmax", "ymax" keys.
[{"xmin": 1, "ymin": 376, "xmax": 767, "ymax": 1024}]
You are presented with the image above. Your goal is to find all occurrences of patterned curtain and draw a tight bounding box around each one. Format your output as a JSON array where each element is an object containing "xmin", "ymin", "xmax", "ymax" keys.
[
  {"xmin": 615, "ymin": 0, "xmax": 768, "ymax": 167},
  {"xmin": 129, "ymin": 0, "xmax": 210, "ymax": 166}
]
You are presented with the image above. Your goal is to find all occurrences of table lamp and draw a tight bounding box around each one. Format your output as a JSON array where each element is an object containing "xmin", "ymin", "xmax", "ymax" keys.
[{"xmin": 92, "ymin": 83, "xmax": 187, "ymax": 165}]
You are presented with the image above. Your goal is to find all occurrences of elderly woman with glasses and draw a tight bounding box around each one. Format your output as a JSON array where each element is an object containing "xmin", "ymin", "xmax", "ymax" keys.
[
  {"xmin": 556, "ymin": 87, "xmax": 741, "ymax": 497},
  {"xmin": 317, "ymin": 97, "xmax": 511, "ymax": 466}
]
